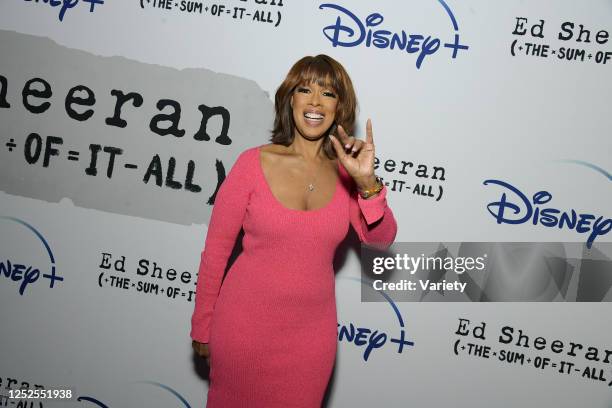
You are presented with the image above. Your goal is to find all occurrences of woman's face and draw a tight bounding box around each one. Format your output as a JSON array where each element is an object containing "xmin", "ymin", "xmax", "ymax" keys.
[{"xmin": 290, "ymin": 81, "xmax": 338, "ymax": 140}]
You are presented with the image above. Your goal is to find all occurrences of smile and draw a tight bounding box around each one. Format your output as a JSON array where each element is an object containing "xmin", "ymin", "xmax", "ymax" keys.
[{"xmin": 303, "ymin": 112, "xmax": 325, "ymax": 126}]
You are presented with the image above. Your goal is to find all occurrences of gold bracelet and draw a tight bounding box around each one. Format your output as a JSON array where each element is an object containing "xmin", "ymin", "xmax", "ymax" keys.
[{"xmin": 358, "ymin": 176, "xmax": 384, "ymax": 199}]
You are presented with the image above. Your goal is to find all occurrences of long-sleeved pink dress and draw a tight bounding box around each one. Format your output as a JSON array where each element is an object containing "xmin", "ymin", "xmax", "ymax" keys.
[{"xmin": 190, "ymin": 144, "xmax": 397, "ymax": 407}]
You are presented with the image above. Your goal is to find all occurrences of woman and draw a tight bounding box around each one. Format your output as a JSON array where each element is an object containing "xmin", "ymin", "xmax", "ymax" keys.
[{"xmin": 190, "ymin": 54, "xmax": 397, "ymax": 407}]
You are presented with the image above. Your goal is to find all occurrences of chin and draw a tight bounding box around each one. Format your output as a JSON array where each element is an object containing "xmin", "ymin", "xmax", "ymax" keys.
[
  {"xmin": 295, "ymin": 121, "xmax": 333, "ymax": 140},
  {"xmin": 298, "ymin": 130, "xmax": 329, "ymax": 140}
]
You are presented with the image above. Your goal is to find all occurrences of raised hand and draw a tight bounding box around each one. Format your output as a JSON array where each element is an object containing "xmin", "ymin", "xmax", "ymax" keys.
[{"xmin": 330, "ymin": 118, "xmax": 378, "ymax": 190}]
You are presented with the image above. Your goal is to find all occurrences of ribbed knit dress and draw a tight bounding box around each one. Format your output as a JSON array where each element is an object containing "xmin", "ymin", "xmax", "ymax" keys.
[{"xmin": 190, "ymin": 145, "xmax": 397, "ymax": 407}]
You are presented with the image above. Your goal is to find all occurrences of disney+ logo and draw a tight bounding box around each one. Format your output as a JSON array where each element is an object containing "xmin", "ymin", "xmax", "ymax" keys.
[
  {"xmin": 483, "ymin": 180, "xmax": 611, "ymax": 248},
  {"xmin": 22, "ymin": 0, "xmax": 105, "ymax": 22},
  {"xmin": 319, "ymin": 1, "xmax": 469, "ymax": 69},
  {"xmin": 337, "ymin": 277, "xmax": 414, "ymax": 361},
  {"xmin": 0, "ymin": 216, "xmax": 63, "ymax": 295}
]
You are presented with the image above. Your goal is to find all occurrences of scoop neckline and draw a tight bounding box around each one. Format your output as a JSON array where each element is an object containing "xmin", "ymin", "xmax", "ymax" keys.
[{"xmin": 256, "ymin": 145, "xmax": 340, "ymax": 213}]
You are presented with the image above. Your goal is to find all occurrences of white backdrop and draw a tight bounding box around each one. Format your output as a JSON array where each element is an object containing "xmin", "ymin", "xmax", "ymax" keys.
[{"xmin": 1, "ymin": 1, "xmax": 611, "ymax": 407}]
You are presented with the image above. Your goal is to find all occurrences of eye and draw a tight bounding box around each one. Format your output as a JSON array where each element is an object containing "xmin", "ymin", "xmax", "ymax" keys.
[
  {"xmin": 296, "ymin": 87, "xmax": 310, "ymax": 94},
  {"xmin": 323, "ymin": 91, "xmax": 337, "ymax": 98}
]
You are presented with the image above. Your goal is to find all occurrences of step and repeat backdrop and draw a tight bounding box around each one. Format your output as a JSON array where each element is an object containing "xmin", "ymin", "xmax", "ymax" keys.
[{"xmin": 1, "ymin": 1, "xmax": 611, "ymax": 407}]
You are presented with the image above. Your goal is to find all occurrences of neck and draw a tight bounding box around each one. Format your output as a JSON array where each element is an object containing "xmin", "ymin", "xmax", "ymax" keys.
[{"xmin": 289, "ymin": 134, "xmax": 327, "ymax": 162}]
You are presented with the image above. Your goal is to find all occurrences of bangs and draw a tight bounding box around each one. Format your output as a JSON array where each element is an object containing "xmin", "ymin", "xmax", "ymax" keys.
[{"xmin": 295, "ymin": 57, "xmax": 342, "ymax": 94}]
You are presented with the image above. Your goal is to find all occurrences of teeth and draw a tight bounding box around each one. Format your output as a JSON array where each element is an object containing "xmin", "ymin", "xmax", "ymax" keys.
[{"xmin": 304, "ymin": 113, "xmax": 324, "ymax": 120}]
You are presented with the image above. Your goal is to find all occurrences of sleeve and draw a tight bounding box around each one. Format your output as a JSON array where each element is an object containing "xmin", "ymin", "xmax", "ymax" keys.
[
  {"xmin": 190, "ymin": 149, "xmax": 253, "ymax": 343},
  {"xmin": 349, "ymin": 182, "xmax": 398, "ymax": 249}
]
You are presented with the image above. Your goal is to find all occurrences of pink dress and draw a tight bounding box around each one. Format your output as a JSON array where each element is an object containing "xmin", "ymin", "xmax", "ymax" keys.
[{"xmin": 190, "ymin": 145, "xmax": 397, "ymax": 407}]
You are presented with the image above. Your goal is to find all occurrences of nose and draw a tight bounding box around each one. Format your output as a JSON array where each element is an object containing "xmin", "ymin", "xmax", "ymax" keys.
[{"xmin": 309, "ymin": 90, "xmax": 321, "ymax": 106}]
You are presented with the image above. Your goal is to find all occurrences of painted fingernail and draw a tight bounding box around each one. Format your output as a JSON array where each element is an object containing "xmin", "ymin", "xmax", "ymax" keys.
[{"xmin": 345, "ymin": 143, "xmax": 350, "ymax": 149}]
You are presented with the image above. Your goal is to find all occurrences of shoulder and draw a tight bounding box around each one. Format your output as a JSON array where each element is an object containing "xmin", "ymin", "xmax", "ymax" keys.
[
  {"xmin": 220, "ymin": 146, "xmax": 263, "ymax": 189},
  {"xmin": 219, "ymin": 146, "xmax": 259, "ymax": 181},
  {"xmin": 257, "ymin": 143, "xmax": 292, "ymax": 167},
  {"xmin": 258, "ymin": 143, "xmax": 290, "ymax": 155},
  {"xmin": 229, "ymin": 143, "xmax": 288, "ymax": 172},
  {"xmin": 231, "ymin": 145, "xmax": 263, "ymax": 166}
]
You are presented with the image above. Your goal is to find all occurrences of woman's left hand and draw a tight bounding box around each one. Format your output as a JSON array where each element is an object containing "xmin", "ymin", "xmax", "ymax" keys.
[{"xmin": 330, "ymin": 118, "xmax": 378, "ymax": 190}]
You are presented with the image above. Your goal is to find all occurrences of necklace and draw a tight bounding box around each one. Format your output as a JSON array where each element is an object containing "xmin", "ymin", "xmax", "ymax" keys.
[
  {"xmin": 306, "ymin": 161, "xmax": 322, "ymax": 192},
  {"xmin": 307, "ymin": 168, "xmax": 318, "ymax": 192}
]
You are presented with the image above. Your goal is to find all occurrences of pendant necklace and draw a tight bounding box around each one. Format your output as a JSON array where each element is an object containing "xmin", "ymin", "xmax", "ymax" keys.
[{"xmin": 307, "ymin": 161, "xmax": 320, "ymax": 193}]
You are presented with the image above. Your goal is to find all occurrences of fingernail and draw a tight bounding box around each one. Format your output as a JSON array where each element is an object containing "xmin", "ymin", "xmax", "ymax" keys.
[{"xmin": 345, "ymin": 144, "xmax": 350, "ymax": 149}]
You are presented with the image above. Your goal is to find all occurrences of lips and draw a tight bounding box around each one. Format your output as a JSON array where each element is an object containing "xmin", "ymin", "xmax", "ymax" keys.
[
  {"xmin": 303, "ymin": 111, "xmax": 325, "ymax": 126},
  {"xmin": 304, "ymin": 112, "xmax": 324, "ymax": 119}
]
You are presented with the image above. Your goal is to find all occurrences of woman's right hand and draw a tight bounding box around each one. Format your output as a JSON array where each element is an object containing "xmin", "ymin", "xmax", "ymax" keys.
[{"xmin": 192, "ymin": 340, "xmax": 210, "ymax": 366}]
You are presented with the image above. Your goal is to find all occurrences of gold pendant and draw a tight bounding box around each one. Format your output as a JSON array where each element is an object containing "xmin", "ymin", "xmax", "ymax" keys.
[{"xmin": 308, "ymin": 183, "xmax": 314, "ymax": 191}]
